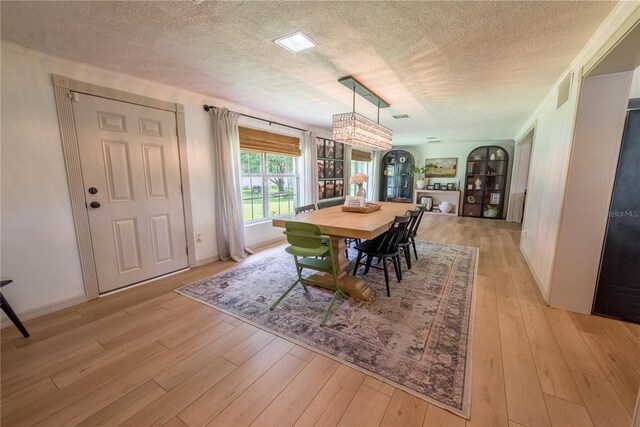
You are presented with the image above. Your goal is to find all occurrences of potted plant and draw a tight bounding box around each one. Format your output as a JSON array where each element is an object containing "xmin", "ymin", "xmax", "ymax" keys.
[{"xmin": 409, "ymin": 163, "xmax": 427, "ymax": 190}]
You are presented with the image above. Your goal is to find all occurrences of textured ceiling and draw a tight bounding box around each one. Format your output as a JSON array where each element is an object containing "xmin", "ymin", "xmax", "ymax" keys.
[{"xmin": 0, "ymin": 1, "xmax": 617, "ymax": 145}]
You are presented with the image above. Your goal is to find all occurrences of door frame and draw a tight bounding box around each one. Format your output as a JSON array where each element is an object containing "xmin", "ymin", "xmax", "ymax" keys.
[{"xmin": 52, "ymin": 74, "xmax": 196, "ymax": 300}]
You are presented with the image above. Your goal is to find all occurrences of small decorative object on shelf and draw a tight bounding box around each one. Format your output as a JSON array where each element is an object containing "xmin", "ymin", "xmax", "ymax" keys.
[
  {"xmin": 420, "ymin": 196, "xmax": 433, "ymax": 211},
  {"xmin": 490, "ymin": 192, "xmax": 501, "ymax": 204},
  {"xmin": 439, "ymin": 201, "xmax": 454, "ymax": 213},
  {"xmin": 447, "ymin": 183, "xmax": 455, "ymax": 190},
  {"xmin": 467, "ymin": 196, "xmax": 475, "ymax": 203},
  {"xmin": 427, "ymin": 184, "xmax": 435, "ymax": 190},
  {"xmin": 434, "ymin": 183, "xmax": 441, "ymax": 190},
  {"xmin": 350, "ymin": 172, "xmax": 368, "ymax": 199},
  {"xmin": 484, "ymin": 205, "xmax": 500, "ymax": 218},
  {"xmin": 475, "ymin": 178, "xmax": 482, "ymax": 189}
]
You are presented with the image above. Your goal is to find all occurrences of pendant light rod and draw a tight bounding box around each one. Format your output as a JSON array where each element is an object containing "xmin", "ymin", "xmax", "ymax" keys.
[{"xmin": 338, "ymin": 76, "xmax": 390, "ymax": 108}]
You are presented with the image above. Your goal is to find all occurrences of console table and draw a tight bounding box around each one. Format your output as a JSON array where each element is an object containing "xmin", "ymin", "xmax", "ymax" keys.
[{"xmin": 413, "ymin": 190, "xmax": 461, "ymax": 216}]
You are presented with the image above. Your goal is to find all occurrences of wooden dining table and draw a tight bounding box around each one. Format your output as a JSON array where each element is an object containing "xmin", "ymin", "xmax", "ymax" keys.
[{"xmin": 272, "ymin": 202, "xmax": 414, "ymax": 301}]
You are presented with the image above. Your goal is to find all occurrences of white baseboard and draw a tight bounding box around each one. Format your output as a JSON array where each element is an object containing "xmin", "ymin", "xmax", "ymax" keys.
[
  {"xmin": 520, "ymin": 246, "xmax": 550, "ymax": 305},
  {"xmin": 249, "ymin": 236, "xmax": 286, "ymax": 251},
  {"xmin": 0, "ymin": 294, "xmax": 88, "ymax": 327},
  {"xmin": 196, "ymin": 255, "xmax": 220, "ymax": 267}
]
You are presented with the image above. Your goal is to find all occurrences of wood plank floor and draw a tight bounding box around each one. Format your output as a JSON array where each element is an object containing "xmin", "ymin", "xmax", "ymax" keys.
[{"xmin": 2, "ymin": 216, "xmax": 638, "ymax": 426}]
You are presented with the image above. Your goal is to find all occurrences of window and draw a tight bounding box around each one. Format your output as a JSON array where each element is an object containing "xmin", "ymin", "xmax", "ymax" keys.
[
  {"xmin": 349, "ymin": 160, "xmax": 371, "ymax": 196},
  {"xmin": 241, "ymin": 152, "xmax": 298, "ymax": 222}
]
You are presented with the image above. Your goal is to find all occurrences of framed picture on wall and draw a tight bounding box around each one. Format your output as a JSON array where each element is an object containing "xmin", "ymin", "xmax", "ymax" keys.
[
  {"xmin": 335, "ymin": 181, "xmax": 344, "ymax": 197},
  {"xmin": 317, "ymin": 160, "xmax": 325, "ymax": 179},
  {"xmin": 316, "ymin": 139, "xmax": 325, "ymax": 158},
  {"xmin": 318, "ymin": 181, "xmax": 325, "ymax": 199},
  {"xmin": 335, "ymin": 142, "xmax": 344, "ymax": 160},
  {"xmin": 325, "ymin": 160, "xmax": 335, "ymax": 178},
  {"xmin": 424, "ymin": 158, "xmax": 457, "ymax": 178},
  {"xmin": 335, "ymin": 161, "xmax": 344, "ymax": 178},
  {"xmin": 325, "ymin": 181, "xmax": 335, "ymax": 198},
  {"xmin": 325, "ymin": 140, "xmax": 335, "ymax": 158}
]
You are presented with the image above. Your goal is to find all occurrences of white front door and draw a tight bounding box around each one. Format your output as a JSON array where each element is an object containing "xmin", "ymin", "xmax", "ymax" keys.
[{"xmin": 73, "ymin": 93, "xmax": 188, "ymax": 293}]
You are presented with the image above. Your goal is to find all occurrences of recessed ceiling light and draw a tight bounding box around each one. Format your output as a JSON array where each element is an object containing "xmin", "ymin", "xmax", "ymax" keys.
[
  {"xmin": 393, "ymin": 114, "xmax": 409, "ymax": 119},
  {"xmin": 274, "ymin": 31, "xmax": 317, "ymax": 53}
]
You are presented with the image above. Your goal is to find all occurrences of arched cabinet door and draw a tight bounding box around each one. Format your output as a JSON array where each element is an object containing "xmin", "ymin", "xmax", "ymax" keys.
[
  {"xmin": 462, "ymin": 146, "xmax": 509, "ymax": 218},
  {"xmin": 380, "ymin": 150, "xmax": 414, "ymax": 202}
]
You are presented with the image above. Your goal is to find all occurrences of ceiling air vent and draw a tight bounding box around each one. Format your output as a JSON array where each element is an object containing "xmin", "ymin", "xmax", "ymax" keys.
[
  {"xmin": 393, "ymin": 114, "xmax": 409, "ymax": 119},
  {"xmin": 557, "ymin": 73, "xmax": 573, "ymax": 110}
]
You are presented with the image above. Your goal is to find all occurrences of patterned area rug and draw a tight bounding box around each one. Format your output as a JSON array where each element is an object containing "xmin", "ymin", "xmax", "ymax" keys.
[{"xmin": 177, "ymin": 240, "xmax": 477, "ymax": 418}]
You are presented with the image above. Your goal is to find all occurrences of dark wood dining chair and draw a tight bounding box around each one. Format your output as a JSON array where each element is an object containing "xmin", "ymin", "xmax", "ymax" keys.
[
  {"xmin": 295, "ymin": 203, "xmax": 317, "ymax": 214},
  {"xmin": 1, "ymin": 280, "xmax": 30, "ymax": 337},
  {"xmin": 352, "ymin": 215, "xmax": 411, "ymax": 297},
  {"xmin": 317, "ymin": 198, "xmax": 344, "ymax": 209},
  {"xmin": 398, "ymin": 208, "xmax": 422, "ymax": 270},
  {"xmin": 398, "ymin": 206, "xmax": 426, "ymax": 269}
]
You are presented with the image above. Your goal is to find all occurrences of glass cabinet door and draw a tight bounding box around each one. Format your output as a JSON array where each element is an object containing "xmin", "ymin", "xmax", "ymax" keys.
[{"xmin": 380, "ymin": 150, "xmax": 414, "ymax": 202}]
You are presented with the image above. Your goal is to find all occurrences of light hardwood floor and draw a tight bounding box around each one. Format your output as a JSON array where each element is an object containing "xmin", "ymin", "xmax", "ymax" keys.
[{"xmin": 1, "ymin": 216, "xmax": 638, "ymax": 426}]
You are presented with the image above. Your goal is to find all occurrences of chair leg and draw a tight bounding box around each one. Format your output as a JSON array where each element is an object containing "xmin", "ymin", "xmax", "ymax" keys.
[
  {"xmin": 404, "ymin": 246, "xmax": 412, "ymax": 270},
  {"xmin": 396, "ymin": 254, "xmax": 403, "ymax": 281},
  {"xmin": 411, "ymin": 237, "xmax": 418, "ymax": 260},
  {"xmin": 270, "ymin": 279, "xmax": 300, "ymax": 311},
  {"xmin": 353, "ymin": 250, "xmax": 364, "ymax": 276},
  {"xmin": 382, "ymin": 258, "xmax": 391, "ymax": 297},
  {"xmin": 364, "ymin": 255, "xmax": 374, "ymax": 275},
  {"xmin": 0, "ymin": 293, "xmax": 29, "ymax": 337},
  {"xmin": 392, "ymin": 256, "xmax": 401, "ymax": 283},
  {"xmin": 321, "ymin": 289, "xmax": 343, "ymax": 326}
]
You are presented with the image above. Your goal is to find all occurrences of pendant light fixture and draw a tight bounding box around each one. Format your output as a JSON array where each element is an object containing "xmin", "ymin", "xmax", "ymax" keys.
[{"xmin": 332, "ymin": 76, "xmax": 393, "ymax": 151}]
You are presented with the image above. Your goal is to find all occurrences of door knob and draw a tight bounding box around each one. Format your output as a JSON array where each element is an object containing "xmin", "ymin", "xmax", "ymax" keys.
[
  {"xmin": 88, "ymin": 187, "xmax": 98, "ymax": 194},
  {"xmin": 90, "ymin": 201, "xmax": 101, "ymax": 209}
]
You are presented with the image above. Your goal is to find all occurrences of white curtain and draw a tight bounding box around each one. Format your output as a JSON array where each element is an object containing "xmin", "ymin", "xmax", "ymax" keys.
[
  {"xmin": 210, "ymin": 107, "xmax": 253, "ymax": 262},
  {"xmin": 368, "ymin": 150, "xmax": 384, "ymax": 201},
  {"xmin": 298, "ymin": 130, "xmax": 318, "ymax": 205}
]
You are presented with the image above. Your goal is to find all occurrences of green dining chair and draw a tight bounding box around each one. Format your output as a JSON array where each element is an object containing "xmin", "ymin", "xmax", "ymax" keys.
[{"xmin": 270, "ymin": 221, "xmax": 346, "ymax": 326}]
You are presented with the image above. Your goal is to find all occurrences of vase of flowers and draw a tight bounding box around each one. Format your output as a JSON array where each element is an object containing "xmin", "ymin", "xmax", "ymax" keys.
[
  {"xmin": 409, "ymin": 163, "xmax": 427, "ymax": 189},
  {"xmin": 350, "ymin": 173, "xmax": 368, "ymax": 198}
]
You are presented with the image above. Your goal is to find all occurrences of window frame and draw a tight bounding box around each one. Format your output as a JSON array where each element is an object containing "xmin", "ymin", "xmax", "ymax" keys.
[{"xmin": 240, "ymin": 151, "xmax": 299, "ymax": 224}]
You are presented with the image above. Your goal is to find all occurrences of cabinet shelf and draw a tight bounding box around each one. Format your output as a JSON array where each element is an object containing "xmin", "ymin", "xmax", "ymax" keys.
[{"xmin": 463, "ymin": 146, "xmax": 509, "ymax": 219}]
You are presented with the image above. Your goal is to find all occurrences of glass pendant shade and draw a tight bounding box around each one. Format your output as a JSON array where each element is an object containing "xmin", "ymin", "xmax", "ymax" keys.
[{"xmin": 332, "ymin": 112, "xmax": 392, "ymax": 151}]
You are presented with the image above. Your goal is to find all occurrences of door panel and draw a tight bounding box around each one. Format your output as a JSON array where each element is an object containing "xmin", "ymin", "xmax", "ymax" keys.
[
  {"xmin": 102, "ymin": 140, "xmax": 135, "ymax": 202},
  {"xmin": 113, "ymin": 218, "xmax": 143, "ymax": 274},
  {"xmin": 594, "ymin": 109, "xmax": 640, "ymax": 323},
  {"xmin": 142, "ymin": 144, "xmax": 168, "ymax": 200},
  {"xmin": 73, "ymin": 94, "xmax": 188, "ymax": 293}
]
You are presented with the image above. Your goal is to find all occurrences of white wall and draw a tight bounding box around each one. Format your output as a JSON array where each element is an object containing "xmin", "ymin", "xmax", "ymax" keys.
[
  {"xmin": 401, "ymin": 141, "xmax": 515, "ymax": 216},
  {"xmin": 631, "ymin": 66, "xmax": 640, "ymax": 98},
  {"xmin": 549, "ymin": 71, "xmax": 633, "ymax": 314},
  {"xmin": 513, "ymin": 2, "xmax": 640, "ymax": 303},
  {"xmin": 0, "ymin": 40, "xmax": 326, "ymax": 317}
]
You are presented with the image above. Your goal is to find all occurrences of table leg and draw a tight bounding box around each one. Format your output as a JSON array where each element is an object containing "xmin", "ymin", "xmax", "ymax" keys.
[{"xmin": 309, "ymin": 236, "xmax": 373, "ymax": 301}]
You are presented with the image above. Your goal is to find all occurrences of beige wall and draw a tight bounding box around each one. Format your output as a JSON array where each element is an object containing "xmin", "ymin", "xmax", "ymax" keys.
[{"xmin": 0, "ymin": 40, "xmax": 326, "ymax": 318}]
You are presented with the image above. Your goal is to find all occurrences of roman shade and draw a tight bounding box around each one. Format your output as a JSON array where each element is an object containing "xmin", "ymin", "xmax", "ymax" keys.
[
  {"xmin": 239, "ymin": 126, "xmax": 301, "ymax": 156},
  {"xmin": 351, "ymin": 148, "xmax": 372, "ymax": 162}
]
